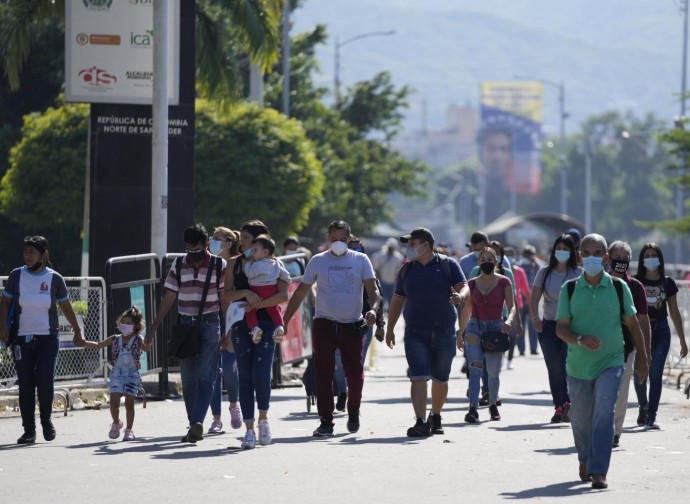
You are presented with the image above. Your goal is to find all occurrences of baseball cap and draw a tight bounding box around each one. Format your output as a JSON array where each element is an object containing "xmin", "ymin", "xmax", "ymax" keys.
[
  {"xmin": 400, "ymin": 227, "xmax": 435, "ymax": 245},
  {"xmin": 565, "ymin": 228, "xmax": 582, "ymax": 244}
]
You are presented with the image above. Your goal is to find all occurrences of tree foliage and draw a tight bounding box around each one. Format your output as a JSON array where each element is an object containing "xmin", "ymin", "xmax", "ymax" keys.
[
  {"xmin": 0, "ymin": 100, "xmax": 88, "ymax": 229},
  {"xmin": 651, "ymin": 123, "xmax": 690, "ymax": 234},
  {"xmin": 194, "ymin": 100, "xmax": 324, "ymax": 241},
  {"xmin": 264, "ymin": 24, "xmax": 428, "ymax": 241}
]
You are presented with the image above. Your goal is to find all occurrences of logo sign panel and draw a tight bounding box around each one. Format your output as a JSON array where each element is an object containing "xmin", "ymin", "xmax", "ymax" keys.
[{"xmin": 66, "ymin": 0, "xmax": 180, "ymax": 104}]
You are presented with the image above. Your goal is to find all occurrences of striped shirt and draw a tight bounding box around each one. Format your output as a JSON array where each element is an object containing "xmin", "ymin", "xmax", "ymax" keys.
[{"xmin": 164, "ymin": 252, "xmax": 226, "ymax": 316}]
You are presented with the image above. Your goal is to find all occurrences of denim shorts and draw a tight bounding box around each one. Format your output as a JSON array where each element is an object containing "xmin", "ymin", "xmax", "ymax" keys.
[
  {"xmin": 404, "ymin": 325, "xmax": 457, "ymax": 383},
  {"xmin": 109, "ymin": 368, "xmax": 141, "ymax": 396}
]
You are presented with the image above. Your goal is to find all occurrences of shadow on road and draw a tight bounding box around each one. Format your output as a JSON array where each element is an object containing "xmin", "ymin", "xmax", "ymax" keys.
[{"xmin": 499, "ymin": 480, "xmax": 596, "ymax": 499}]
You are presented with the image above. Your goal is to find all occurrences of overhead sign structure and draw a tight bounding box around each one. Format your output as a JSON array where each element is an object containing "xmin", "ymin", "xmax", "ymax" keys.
[
  {"xmin": 65, "ymin": 0, "xmax": 180, "ymax": 105},
  {"xmin": 479, "ymin": 81, "xmax": 544, "ymax": 197}
]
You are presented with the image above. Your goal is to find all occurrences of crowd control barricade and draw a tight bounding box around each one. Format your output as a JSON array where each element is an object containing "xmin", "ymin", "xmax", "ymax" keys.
[
  {"xmin": 667, "ymin": 279, "xmax": 690, "ymax": 395},
  {"xmin": 105, "ymin": 254, "xmax": 167, "ymax": 396},
  {"xmin": 1, "ymin": 275, "xmax": 108, "ymax": 410},
  {"xmin": 272, "ymin": 253, "xmax": 314, "ymax": 387}
]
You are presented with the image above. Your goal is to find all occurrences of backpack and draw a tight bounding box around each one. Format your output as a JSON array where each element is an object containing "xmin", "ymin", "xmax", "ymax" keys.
[
  {"xmin": 565, "ymin": 277, "xmax": 634, "ymax": 362},
  {"xmin": 398, "ymin": 253, "xmax": 453, "ymax": 286}
]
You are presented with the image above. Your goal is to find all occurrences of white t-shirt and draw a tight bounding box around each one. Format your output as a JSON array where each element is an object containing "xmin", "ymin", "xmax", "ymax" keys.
[{"xmin": 301, "ymin": 249, "xmax": 376, "ymax": 323}]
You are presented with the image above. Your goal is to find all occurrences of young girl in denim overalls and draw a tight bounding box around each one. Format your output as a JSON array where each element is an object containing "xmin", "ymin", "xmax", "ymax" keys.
[{"xmin": 81, "ymin": 306, "xmax": 150, "ymax": 441}]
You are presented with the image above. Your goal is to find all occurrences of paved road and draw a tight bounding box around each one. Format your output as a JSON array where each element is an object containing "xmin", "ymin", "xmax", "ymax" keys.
[{"xmin": 1, "ymin": 338, "xmax": 689, "ymax": 503}]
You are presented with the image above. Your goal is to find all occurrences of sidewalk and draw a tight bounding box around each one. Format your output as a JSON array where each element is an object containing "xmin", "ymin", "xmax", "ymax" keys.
[{"xmin": 1, "ymin": 337, "xmax": 689, "ymax": 503}]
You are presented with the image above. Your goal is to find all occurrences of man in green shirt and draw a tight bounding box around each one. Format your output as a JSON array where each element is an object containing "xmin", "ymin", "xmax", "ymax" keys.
[{"xmin": 556, "ymin": 233, "xmax": 648, "ymax": 490}]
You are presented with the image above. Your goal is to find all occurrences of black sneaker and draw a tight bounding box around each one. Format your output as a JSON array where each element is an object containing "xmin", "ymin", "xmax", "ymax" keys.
[
  {"xmin": 637, "ymin": 405, "xmax": 647, "ymax": 426},
  {"xmin": 551, "ymin": 405, "xmax": 564, "ymax": 423},
  {"xmin": 17, "ymin": 431, "xmax": 36, "ymax": 445},
  {"xmin": 427, "ymin": 413, "xmax": 444, "ymax": 435},
  {"xmin": 313, "ymin": 419, "xmax": 334, "ymax": 437},
  {"xmin": 464, "ymin": 406, "xmax": 479, "ymax": 424},
  {"xmin": 186, "ymin": 422, "xmax": 204, "ymax": 442},
  {"xmin": 612, "ymin": 434, "xmax": 620, "ymax": 448},
  {"xmin": 562, "ymin": 402, "xmax": 571, "ymax": 423},
  {"xmin": 407, "ymin": 417, "xmax": 432, "ymax": 437},
  {"xmin": 336, "ymin": 392, "xmax": 347, "ymax": 412},
  {"xmin": 489, "ymin": 404, "xmax": 501, "ymax": 421},
  {"xmin": 346, "ymin": 410, "xmax": 360, "ymax": 433},
  {"xmin": 42, "ymin": 420, "xmax": 56, "ymax": 441},
  {"xmin": 479, "ymin": 393, "xmax": 490, "ymax": 406}
]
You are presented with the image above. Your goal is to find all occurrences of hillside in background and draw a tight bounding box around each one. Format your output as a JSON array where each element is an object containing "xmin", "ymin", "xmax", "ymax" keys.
[{"xmin": 292, "ymin": 0, "xmax": 685, "ymax": 136}]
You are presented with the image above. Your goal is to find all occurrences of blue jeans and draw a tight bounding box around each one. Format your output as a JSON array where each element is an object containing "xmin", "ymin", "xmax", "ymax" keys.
[
  {"xmin": 210, "ymin": 349, "xmax": 239, "ymax": 416},
  {"xmin": 380, "ymin": 281, "xmax": 394, "ymax": 313},
  {"xmin": 465, "ymin": 318, "xmax": 503, "ymax": 405},
  {"xmin": 233, "ymin": 318, "xmax": 276, "ymax": 423},
  {"xmin": 567, "ymin": 366, "xmax": 623, "ymax": 475},
  {"xmin": 13, "ymin": 335, "xmax": 59, "ymax": 432},
  {"xmin": 538, "ymin": 319, "xmax": 570, "ymax": 408},
  {"xmin": 179, "ymin": 315, "xmax": 220, "ymax": 426},
  {"xmin": 634, "ymin": 318, "xmax": 671, "ymax": 423},
  {"xmin": 404, "ymin": 324, "xmax": 456, "ymax": 383},
  {"xmin": 334, "ymin": 349, "xmax": 347, "ymax": 394},
  {"xmin": 361, "ymin": 326, "xmax": 373, "ymax": 365},
  {"xmin": 518, "ymin": 305, "xmax": 539, "ymax": 354}
]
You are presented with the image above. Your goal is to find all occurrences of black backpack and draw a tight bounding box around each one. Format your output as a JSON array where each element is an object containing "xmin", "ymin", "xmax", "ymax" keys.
[{"xmin": 565, "ymin": 277, "xmax": 634, "ymax": 362}]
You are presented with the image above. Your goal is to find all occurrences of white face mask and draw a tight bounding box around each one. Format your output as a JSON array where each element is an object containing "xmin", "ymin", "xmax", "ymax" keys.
[
  {"xmin": 119, "ymin": 323, "xmax": 135, "ymax": 335},
  {"xmin": 330, "ymin": 240, "xmax": 348, "ymax": 256}
]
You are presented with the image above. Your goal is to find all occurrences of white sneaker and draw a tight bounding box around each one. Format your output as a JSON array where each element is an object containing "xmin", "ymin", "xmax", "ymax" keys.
[
  {"xmin": 272, "ymin": 326, "xmax": 285, "ymax": 343},
  {"xmin": 241, "ymin": 429, "xmax": 256, "ymax": 449},
  {"xmin": 251, "ymin": 326, "xmax": 263, "ymax": 344},
  {"xmin": 506, "ymin": 360, "xmax": 514, "ymax": 370},
  {"xmin": 208, "ymin": 419, "xmax": 223, "ymax": 434},
  {"xmin": 258, "ymin": 419, "xmax": 272, "ymax": 446}
]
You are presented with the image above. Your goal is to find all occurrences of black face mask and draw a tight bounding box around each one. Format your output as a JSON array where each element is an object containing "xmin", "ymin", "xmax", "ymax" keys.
[
  {"xmin": 610, "ymin": 259, "xmax": 630, "ymax": 274},
  {"xmin": 28, "ymin": 260, "xmax": 44, "ymax": 272},
  {"xmin": 480, "ymin": 262, "xmax": 495, "ymax": 275},
  {"xmin": 186, "ymin": 249, "xmax": 205, "ymax": 262}
]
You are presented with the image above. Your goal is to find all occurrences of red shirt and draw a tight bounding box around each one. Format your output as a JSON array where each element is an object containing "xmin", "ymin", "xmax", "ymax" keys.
[
  {"xmin": 511, "ymin": 264, "xmax": 530, "ymax": 310},
  {"xmin": 469, "ymin": 275, "xmax": 512, "ymax": 320}
]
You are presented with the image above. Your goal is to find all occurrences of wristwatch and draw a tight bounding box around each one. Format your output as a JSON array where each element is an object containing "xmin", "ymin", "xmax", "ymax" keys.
[{"xmin": 576, "ymin": 334, "xmax": 584, "ymax": 346}]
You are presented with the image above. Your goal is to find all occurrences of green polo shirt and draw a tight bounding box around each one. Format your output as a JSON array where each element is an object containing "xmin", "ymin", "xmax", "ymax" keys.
[{"xmin": 555, "ymin": 271, "xmax": 636, "ymax": 380}]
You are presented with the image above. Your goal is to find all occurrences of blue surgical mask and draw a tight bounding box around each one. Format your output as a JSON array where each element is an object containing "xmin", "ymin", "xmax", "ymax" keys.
[
  {"xmin": 243, "ymin": 247, "xmax": 253, "ymax": 259},
  {"xmin": 209, "ymin": 239, "xmax": 224, "ymax": 255},
  {"xmin": 406, "ymin": 245, "xmax": 422, "ymax": 262},
  {"xmin": 643, "ymin": 257, "xmax": 660, "ymax": 271},
  {"xmin": 554, "ymin": 250, "xmax": 570, "ymax": 264},
  {"xmin": 582, "ymin": 256, "xmax": 604, "ymax": 276}
]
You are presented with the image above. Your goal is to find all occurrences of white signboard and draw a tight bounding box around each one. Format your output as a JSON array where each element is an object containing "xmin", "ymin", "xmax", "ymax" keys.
[
  {"xmin": 58, "ymin": 315, "xmax": 85, "ymax": 349},
  {"xmin": 65, "ymin": 0, "xmax": 180, "ymax": 105}
]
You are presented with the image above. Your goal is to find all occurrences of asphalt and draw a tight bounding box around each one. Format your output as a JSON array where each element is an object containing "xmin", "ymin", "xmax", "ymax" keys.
[{"xmin": 1, "ymin": 334, "xmax": 689, "ymax": 504}]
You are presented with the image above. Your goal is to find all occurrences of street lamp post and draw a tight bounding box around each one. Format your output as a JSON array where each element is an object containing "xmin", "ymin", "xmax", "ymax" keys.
[
  {"xmin": 334, "ymin": 30, "xmax": 396, "ymax": 102},
  {"xmin": 515, "ymin": 76, "xmax": 568, "ymax": 216}
]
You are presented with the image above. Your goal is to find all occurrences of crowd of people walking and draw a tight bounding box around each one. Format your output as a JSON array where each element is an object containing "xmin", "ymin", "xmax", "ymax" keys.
[{"xmin": 1, "ymin": 223, "xmax": 687, "ymax": 491}]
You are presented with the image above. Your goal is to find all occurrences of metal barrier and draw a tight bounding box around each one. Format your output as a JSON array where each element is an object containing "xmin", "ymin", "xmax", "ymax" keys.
[
  {"xmin": 666, "ymin": 280, "xmax": 690, "ymax": 395},
  {"xmin": 0, "ymin": 276, "xmax": 108, "ymax": 387}
]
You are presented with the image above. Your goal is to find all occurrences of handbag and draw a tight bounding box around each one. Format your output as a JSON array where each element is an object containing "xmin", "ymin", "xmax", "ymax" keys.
[
  {"xmin": 166, "ymin": 256, "xmax": 217, "ymax": 360},
  {"xmin": 480, "ymin": 330, "xmax": 510, "ymax": 353},
  {"xmin": 168, "ymin": 323, "xmax": 200, "ymax": 359}
]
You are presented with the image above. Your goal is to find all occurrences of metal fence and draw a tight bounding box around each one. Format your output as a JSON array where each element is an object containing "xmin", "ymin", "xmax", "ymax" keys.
[
  {"xmin": 667, "ymin": 280, "xmax": 690, "ymax": 394},
  {"xmin": 1, "ymin": 276, "xmax": 108, "ymax": 387}
]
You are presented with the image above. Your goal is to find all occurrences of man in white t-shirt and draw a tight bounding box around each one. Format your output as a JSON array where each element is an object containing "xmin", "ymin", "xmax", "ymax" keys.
[
  {"xmin": 371, "ymin": 238, "xmax": 404, "ymax": 313},
  {"xmin": 284, "ymin": 220, "xmax": 380, "ymax": 437}
]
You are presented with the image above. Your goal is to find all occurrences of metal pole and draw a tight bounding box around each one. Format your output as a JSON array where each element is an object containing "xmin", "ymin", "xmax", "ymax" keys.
[
  {"xmin": 559, "ymin": 82, "xmax": 567, "ymax": 217},
  {"xmin": 676, "ymin": 0, "xmax": 688, "ymax": 265},
  {"xmin": 152, "ymin": 0, "xmax": 168, "ymax": 260},
  {"xmin": 584, "ymin": 134, "xmax": 592, "ymax": 234},
  {"xmin": 281, "ymin": 1, "xmax": 290, "ymax": 116},
  {"xmin": 81, "ymin": 116, "xmax": 91, "ymax": 278}
]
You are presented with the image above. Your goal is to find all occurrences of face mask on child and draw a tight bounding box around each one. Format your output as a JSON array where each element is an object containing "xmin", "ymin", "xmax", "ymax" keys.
[{"xmin": 119, "ymin": 323, "xmax": 135, "ymax": 335}]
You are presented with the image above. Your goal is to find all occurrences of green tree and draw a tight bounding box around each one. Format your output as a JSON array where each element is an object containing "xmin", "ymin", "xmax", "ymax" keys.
[
  {"xmin": 264, "ymin": 25, "xmax": 427, "ymax": 242},
  {"xmin": 194, "ymin": 100, "xmax": 323, "ymax": 240},
  {"xmin": 0, "ymin": 100, "xmax": 88, "ymax": 273},
  {"xmin": 523, "ymin": 111, "xmax": 674, "ymax": 244}
]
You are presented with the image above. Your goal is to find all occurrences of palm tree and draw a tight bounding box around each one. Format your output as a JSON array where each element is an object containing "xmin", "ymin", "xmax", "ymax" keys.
[{"xmin": 0, "ymin": 0, "xmax": 283, "ymax": 99}]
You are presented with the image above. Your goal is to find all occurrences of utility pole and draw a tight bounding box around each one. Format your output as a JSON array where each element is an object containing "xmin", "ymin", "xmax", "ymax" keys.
[
  {"xmin": 282, "ymin": 1, "xmax": 290, "ymax": 117},
  {"xmin": 675, "ymin": 0, "xmax": 689, "ymax": 266}
]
